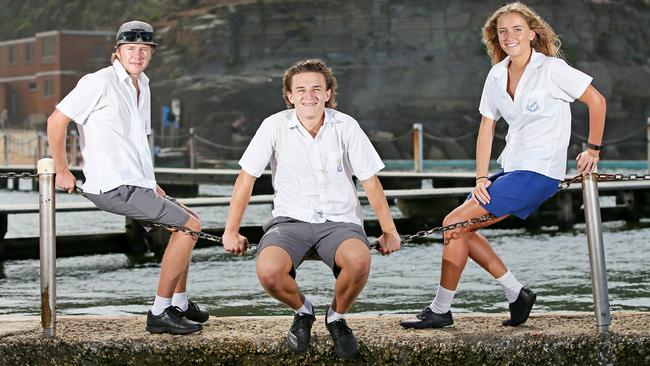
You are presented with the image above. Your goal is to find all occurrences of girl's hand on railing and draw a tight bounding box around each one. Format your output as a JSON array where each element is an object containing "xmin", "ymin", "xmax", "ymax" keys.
[{"xmin": 576, "ymin": 149, "xmax": 600, "ymax": 174}]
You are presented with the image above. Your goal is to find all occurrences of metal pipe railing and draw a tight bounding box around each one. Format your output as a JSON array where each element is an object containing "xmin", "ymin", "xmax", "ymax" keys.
[
  {"xmin": 38, "ymin": 158, "xmax": 57, "ymax": 337},
  {"xmin": 189, "ymin": 127, "xmax": 196, "ymax": 169},
  {"xmin": 69, "ymin": 130, "xmax": 78, "ymax": 166},
  {"xmin": 412, "ymin": 123, "xmax": 423, "ymax": 172},
  {"xmin": 3, "ymin": 134, "xmax": 8, "ymax": 165},
  {"xmin": 149, "ymin": 128, "xmax": 156, "ymax": 166},
  {"xmin": 581, "ymin": 170, "xmax": 611, "ymax": 334},
  {"xmin": 646, "ymin": 117, "xmax": 649, "ymax": 174}
]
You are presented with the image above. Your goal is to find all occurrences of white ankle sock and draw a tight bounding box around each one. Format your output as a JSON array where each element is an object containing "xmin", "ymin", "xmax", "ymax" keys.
[
  {"xmin": 151, "ymin": 295, "xmax": 172, "ymax": 316},
  {"xmin": 294, "ymin": 297, "xmax": 313, "ymax": 315},
  {"xmin": 497, "ymin": 270, "xmax": 523, "ymax": 303},
  {"xmin": 429, "ymin": 286, "xmax": 455, "ymax": 314},
  {"xmin": 326, "ymin": 307, "xmax": 345, "ymax": 324},
  {"xmin": 171, "ymin": 292, "xmax": 189, "ymax": 312}
]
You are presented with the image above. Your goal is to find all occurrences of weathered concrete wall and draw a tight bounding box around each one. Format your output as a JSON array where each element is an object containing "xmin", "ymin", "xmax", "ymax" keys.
[
  {"xmin": 148, "ymin": 0, "xmax": 650, "ymax": 161},
  {"xmin": 1, "ymin": 312, "xmax": 649, "ymax": 365}
]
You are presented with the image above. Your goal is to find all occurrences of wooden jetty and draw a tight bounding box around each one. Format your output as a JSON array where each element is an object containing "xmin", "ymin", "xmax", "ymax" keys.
[
  {"xmin": 1, "ymin": 179, "xmax": 649, "ymax": 261},
  {"xmin": 0, "ymin": 165, "xmax": 477, "ymax": 194}
]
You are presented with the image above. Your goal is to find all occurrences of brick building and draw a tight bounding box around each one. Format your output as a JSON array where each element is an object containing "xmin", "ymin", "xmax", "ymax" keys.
[{"xmin": 0, "ymin": 30, "xmax": 114, "ymax": 128}]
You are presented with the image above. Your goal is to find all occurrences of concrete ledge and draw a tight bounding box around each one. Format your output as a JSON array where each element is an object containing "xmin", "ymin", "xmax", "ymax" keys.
[{"xmin": 1, "ymin": 312, "xmax": 649, "ymax": 365}]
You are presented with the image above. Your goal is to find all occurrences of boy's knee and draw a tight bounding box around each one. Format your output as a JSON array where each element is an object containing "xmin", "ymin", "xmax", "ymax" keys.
[
  {"xmin": 257, "ymin": 265, "xmax": 286, "ymax": 292},
  {"xmin": 337, "ymin": 246, "xmax": 371, "ymax": 277},
  {"xmin": 184, "ymin": 216, "xmax": 201, "ymax": 232}
]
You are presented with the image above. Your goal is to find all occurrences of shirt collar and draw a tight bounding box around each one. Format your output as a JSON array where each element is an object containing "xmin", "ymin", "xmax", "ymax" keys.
[
  {"xmin": 493, "ymin": 49, "xmax": 546, "ymax": 78},
  {"xmin": 112, "ymin": 59, "xmax": 149, "ymax": 85},
  {"xmin": 286, "ymin": 108, "xmax": 337, "ymax": 129}
]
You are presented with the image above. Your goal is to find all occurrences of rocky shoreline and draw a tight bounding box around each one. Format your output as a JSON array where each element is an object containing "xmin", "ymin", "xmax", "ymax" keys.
[{"xmin": 1, "ymin": 312, "xmax": 649, "ymax": 365}]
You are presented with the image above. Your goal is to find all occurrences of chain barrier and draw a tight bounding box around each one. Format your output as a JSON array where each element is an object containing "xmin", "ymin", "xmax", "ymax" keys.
[
  {"xmin": 153, "ymin": 133, "xmax": 188, "ymax": 141},
  {"xmin": 144, "ymin": 222, "xmax": 225, "ymax": 243},
  {"xmin": 0, "ymin": 171, "xmax": 38, "ymax": 179},
  {"xmin": 8, "ymin": 136, "xmax": 38, "ymax": 146},
  {"xmin": 194, "ymin": 134, "xmax": 247, "ymax": 151},
  {"xmin": 571, "ymin": 125, "xmax": 646, "ymax": 146},
  {"xmin": 401, "ymin": 172, "xmax": 650, "ymax": 243},
  {"xmin": 4, "ymin": 169, "xmax": 649, "ymax": 247},
  {"xmin": 400, "ymin": 213, "xmax": 497, "ymax": 243},
  {"xmin": 422, "ymin": 130, "xmax": 476, "ymax": 142},
  {"xmin": 368, "ymin": 129, "xmax": 412, "ymax": 143},
  {"xmin": 559, "ymin": 173, "xmax": 650, "ymax": 190}
]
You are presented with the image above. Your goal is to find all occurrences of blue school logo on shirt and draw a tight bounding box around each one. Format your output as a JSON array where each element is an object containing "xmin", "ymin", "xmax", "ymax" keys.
[{"xmin": 526, "ymin": 98, "xmax": 540, "ymax": 112}]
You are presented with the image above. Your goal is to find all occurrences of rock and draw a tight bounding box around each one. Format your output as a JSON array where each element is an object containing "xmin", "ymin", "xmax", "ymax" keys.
[{"xmin": 1, "ymin": 312, "xmax": 649, "ymax": 365}]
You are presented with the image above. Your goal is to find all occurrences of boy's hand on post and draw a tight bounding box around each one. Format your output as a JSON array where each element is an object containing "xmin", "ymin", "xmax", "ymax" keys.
[{"xmin": 55, "ymin": 168, "xmax": 77, "ymax": 193}]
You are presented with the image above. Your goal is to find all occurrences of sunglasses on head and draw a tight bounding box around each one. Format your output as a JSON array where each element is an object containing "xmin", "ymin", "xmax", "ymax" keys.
[{"xmin": 117, "ymin": 30, "xmax": 154, "ymax": 43}]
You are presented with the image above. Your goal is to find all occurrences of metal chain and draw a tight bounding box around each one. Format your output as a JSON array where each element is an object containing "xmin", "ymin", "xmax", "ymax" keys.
[
  {"xmin": 144, "ymin": 222, "xmax": 224, "ymax": 243},
  {"xmin": 146, "ymin": 213, "xmax": 501, "ymax": 245},
  {"xmin": 0, "ymin": 171, "xmax": 38, "ymax": 179},
  {"xmin": 70, "ymin": 185, "xmax": 227, "ymax": 244},
  {"xmin": 559, "ymin": 173, "xmax": 650, "ymax": 190},
  {"xmin": 401, "ymin": 214, "xmax": 497, "ymax": 243},
  {"xmin": 402, "ymin": 172, "xmax": 650, "ymax": 242},
  {"xmin": 5, "ymin": 170, "xmax": 646, "ymax": 246}
]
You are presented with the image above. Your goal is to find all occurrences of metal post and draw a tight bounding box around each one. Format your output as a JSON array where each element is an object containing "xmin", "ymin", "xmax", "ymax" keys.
[
  {"xmin": 3, "ymin": 134, "xmax": 8, "ymax": 165},
  {"xmin": 149, "ymin": 128, "xmax": 156, "ymax": 167},
  {"xmin": 646, "ymin": 117, "xmax": 649, "ymax": 174},
  {"xmin": 38, "ymin": 158, "xmax": 57, "ymax": 337},
  {"xmin": 189, "ymin": 127, "xmax": 196, "ymax": 169},
  {"xmin": 70, "ymin": 130, "xmax": 78, "ymax": 166},
  {"xmin": 41, "ymin": 132, "xmax": 48, "ymax": 160},
  {"xmin": 412, "ymin": 123, "xmax": 423, "ymax": 172},
  {"xmin": 36, "ymin": 133, "xmax": 43, "ymax": 163},
  {"xmin": 581, "ymin": 170, "xmax": 611, "ymax": 334}
]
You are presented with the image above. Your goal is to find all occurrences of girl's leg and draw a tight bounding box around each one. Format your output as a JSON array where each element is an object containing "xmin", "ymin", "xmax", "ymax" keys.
[
  {"xmin": 400, "ymin": 199, "xmax": 507, "ymax": 329},
  {"xmin": 439, "ymin": 199, "xmax": 508, "ymax": 290}
]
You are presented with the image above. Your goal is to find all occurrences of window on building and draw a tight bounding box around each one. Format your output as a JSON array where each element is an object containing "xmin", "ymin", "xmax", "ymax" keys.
[
  {"xmin": 8, "ymin": 45, "xmax": 16, "ymax": 64},
  {"xmin": 43, "ymin": 79, "xmax": 54, "ymax": 97},
  {"xmin": 25, "ymin": 42, "xmax": 35, "ymax": 63},
  {"xmin": 41, "ymin": 36, "xmax": 55, "ymax": 63},
  {"xmin": 89, "ymin": 43, "xmax": 109, "ymax": 67},
  {"xmin": 29, "ymin": 82, "xmax": 37, "ymax": 92}
]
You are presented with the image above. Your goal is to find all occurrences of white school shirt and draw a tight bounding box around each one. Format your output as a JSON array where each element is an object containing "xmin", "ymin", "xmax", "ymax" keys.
[
  {"xmin": 478, "ymin": 50, "xmax": 593, "ymax": 180},
  {"xmin": 239, "ymin": 108, "xmax": 385, "ymax": 227},
  {"xmin": 56, "ymin": 60, "xmax": 156, "ymax": 194}
]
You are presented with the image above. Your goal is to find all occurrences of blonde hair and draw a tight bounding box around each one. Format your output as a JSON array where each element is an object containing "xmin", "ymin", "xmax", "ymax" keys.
[
  {"xmin": 282, "ymin": 59, "xmax": 338, "ymax": 109},
  {"xmin": 482, "ymin": 2, "xmax": 562, "ymax": 65}
]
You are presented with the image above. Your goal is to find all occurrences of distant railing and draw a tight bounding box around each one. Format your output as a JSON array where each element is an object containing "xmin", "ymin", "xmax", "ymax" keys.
[
  {"xmin": 3, "ymin": 116, "xmax": 650, "ymax": 174},
  {"xmin": 0, "ymin": 130, "xmax": 81, "ymax": 166}
]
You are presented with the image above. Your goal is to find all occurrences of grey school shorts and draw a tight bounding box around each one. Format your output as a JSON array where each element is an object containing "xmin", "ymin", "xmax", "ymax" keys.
[
  {"xmin": 83, "ymin": 185, "xmax": 191, "ymax": 230},
  {"xmin": 258, "ymin": 216, "xmax": 370, "ymax": 278}
]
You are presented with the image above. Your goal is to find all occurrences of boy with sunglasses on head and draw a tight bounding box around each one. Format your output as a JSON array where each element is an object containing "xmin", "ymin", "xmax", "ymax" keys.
[{"xmin": 47, "ymin": 20, "xmax": 207, "ymax": 335}]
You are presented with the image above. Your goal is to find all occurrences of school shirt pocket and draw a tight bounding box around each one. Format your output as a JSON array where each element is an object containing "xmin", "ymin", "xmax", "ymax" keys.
[
  {"xmin": 522, "ymin": 90, "xmax": 553, "ymax": 118},
  {"xmin": 325, "ymin": 152, "xmax": 354, "ymax": 213}
]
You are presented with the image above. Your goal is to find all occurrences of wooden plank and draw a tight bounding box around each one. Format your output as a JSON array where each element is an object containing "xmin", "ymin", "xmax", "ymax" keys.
[{"xmin": 2, "ymin": 181, "xmax": 650, "ymax": 214}]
